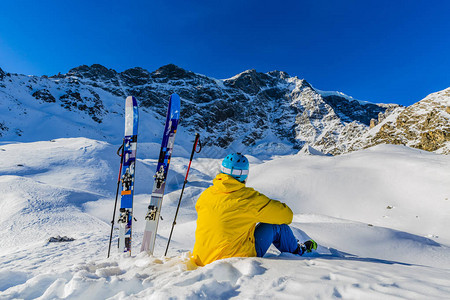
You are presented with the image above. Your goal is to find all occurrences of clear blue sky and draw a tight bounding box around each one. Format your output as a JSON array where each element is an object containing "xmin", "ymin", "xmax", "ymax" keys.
[{"xmin": 1, "ymin": 0, "xmax": 449, "ymax": 106}]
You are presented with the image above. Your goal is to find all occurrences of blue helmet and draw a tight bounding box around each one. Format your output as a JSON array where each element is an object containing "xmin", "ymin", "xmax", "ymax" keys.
[{"xmin": 220, "ymin": 153, "xmax": 249, "ymax": 182}]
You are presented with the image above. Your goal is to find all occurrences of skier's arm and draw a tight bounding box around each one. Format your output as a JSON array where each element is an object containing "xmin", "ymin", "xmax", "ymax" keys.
[{"xmin": 254, "ymin": 195, "xmax": 293, "ymax": 224}]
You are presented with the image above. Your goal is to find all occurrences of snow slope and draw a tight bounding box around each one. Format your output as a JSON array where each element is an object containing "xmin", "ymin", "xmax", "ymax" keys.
[{"xmin": 0, "ymin": 138, "xmax": 449, "ymax": 299}]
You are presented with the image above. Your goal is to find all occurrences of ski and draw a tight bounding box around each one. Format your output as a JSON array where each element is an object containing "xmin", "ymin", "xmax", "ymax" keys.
[
  {"xmin": 141, "ymin": 93, "xmax": 180, "ymax": 254},
  {"xmin": 118, "ymin": 96, "xmax": 139, "ymax": 254}
]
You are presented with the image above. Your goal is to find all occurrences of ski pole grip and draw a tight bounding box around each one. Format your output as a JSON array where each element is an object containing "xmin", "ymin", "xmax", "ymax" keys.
[
  {"xmin": 184, "ymin": 133, "xmax": 200, "ymax": 182},
  {"xmin": 117, "ymin": 141, "xmax": 124, "ymax": 157},
  {"xmin": 195, "ymin": 135, "xmax": 202, "ymax": 154},
  {"xmin": 190, "ymin": 133, "xmax": 201, "ymax": 161}
]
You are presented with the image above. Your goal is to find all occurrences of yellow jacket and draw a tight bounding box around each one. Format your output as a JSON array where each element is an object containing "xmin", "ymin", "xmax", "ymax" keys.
[{"xmin": 192, "ymin": 173, "xmax": 293, "ymax": 266}]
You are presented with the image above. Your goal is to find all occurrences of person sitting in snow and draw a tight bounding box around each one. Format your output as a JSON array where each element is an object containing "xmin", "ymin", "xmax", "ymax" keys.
[{"xmin": 192, "ymin": 153, "xmax": 317, "ymax": 266}]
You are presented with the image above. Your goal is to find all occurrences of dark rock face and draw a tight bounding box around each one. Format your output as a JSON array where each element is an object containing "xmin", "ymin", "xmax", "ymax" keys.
[
  {"xmin": 118, "ymin": 67, "xmax": 302, "ymax": 149},
  {"xmin": 224, "ymin": 69, "xmax": 270, "ymax": 95},
  {"xmin": 33, "ymin": 89, "xmax": 56, "ymax": 103},
  {"xmin": 120, "ymin": 67, "xmax": 152, "ymax": 86},
  {"xmin": 0, "ymin": 122, "xmax": 8, "ymax": 137},
  {"xmin": 151, "ymin": 64, "xmax": 197, "ymax": 82},
  {"xmin": 267, "ymin": 70, "xmax": 290, "ymax": 80},
  {"xmin": 59, "ymin": 90, "xmax": 104, "ymax": 123},
  {"xmin": 323, "ymin": 95, "xmax": 387, "ymax": 126},
  {"xmin": 60, "ymin": 65, "xmax": 392, "ymax": 153},
  {"xmin": 67, "ymin": 64, "xmax": 118, "ymax": 82},
  {"xmin": 0, "ymin": 67, "xmax": 5, "ymax": 80},
  {"xmin": 48, "ymin": 235, "xmax": 75, "ymax": 243}
]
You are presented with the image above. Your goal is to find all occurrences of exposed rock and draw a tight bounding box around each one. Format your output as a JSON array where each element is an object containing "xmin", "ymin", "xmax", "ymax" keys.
[
  {"xmin": 322, "ymin": 95, "xmax": 388, "ymax": 126},
  {"xmin": 224, "ymin": 69, "xmax": 271, "ymax": 95},
  {"xmin": 67, "ymin": 64, "xmax": 118, "ymax": 81},
  {"xmin": 48, "ymin": 235, "xmax": 75, "ymax": 243},
  {"xmin": 59, "ymin": 90, "xmax": 104, "ymax": 123},
  {"xmin": 378, "ymin": 112, "xmax": 385, "ymax": 123},
  {"xmin": 418, "ymin": 129, "xmax": 449, "ymax": 152},
  {"xmin": 50, "ymin": 72, "xmax": 65, "ymax": 79},
  {"xmin": 15, "ymin": 129, "xmax": 23, "ymax": 136},
  {"xmin": 353, "ymin": 88, "xmax": 450, "ymax": 153},
  {"xmin": 0, "ymin": 67, "xmax": 5, "ymax": 80},
  {"xmin": 267, "ymin": 70, "xmax": 290, "ymax": 80},
  {"xmin": 120, "ymin": 67, "xmax": 152, "ymax": 86},
  {"xmin": 32, "ymin": 89, "xmax": 56, "ymax": 103},
  {"xmin": 0, "ymin": 122, "xmax": 8, "ymax": 137},
  {"xmin": 151, "ymin": 64, "xmax": 197, "ymax": 82}
]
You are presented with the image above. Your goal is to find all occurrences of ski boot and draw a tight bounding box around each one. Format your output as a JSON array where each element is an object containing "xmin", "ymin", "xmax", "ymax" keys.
[{"xmin": 294, "ymin": 239, "xmax": 317, "ymax": 256}]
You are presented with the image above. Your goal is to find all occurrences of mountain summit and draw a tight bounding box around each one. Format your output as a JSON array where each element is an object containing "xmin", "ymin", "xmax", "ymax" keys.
[{"xmin": 0, "ymin": 64, "xmax": 448, "ymax": 155}]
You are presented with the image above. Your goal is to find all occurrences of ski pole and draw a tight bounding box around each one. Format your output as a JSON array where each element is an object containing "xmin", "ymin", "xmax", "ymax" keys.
[
  {"xmin": 107, "ymin": 140, "xmax": 125, "ymax": 258},
  {"xmin": 165, "ymin": 133, "xmax": 201, "ymax": 256}
]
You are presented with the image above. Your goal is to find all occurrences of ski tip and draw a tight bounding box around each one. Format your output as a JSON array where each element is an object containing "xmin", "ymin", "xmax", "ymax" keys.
[
  {"xmin": 169, "ymin": 93, "xmax": 181, "ymax": 116},
  {"xmin": 126, "ymin": 96, "xmax": 138, "ymax": 106},
  {"xmin": 170, "ymin": 93, "xmax": 180, "ymax": 103}
]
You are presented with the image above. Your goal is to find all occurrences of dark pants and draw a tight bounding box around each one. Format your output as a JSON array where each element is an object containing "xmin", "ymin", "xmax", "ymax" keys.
[{"xmin": 254, "ymin": 223, "xmax": 298, "ymax": 257}]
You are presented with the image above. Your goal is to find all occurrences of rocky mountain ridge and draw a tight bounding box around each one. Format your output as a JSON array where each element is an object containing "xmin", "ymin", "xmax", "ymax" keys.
[
  {"xmin": 351, "ymin": 88, "xmax": 450, "ymax": 154},
  {"xmin": 0, "ymin": 64, "xmax": 448, "ymax": 155}
]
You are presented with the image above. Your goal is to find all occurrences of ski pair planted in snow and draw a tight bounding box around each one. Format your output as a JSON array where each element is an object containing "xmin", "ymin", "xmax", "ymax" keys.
[
  {"xmin": 108, "ymin": 95, "xmax": 139, "ymax": 258},
  {"xmin": 108, "ymin": 93, "xmax": 187, "ymax": 257},
  {"xmin": 140, "ymin": 93, "xmax": 180, "ymax": 254}
]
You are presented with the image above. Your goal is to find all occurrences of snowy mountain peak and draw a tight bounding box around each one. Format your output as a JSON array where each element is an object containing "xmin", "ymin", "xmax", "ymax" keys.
[
  {"xmin": 223, "ymin": 68, "xmax": 304, "ymax": 96},
  {"xmin": 315, "ymin": 89, "xmax": 356, "ymax": 102},
  {"xmin": 223, "ymin": 69, "xmax": 271, "ymax": 95},
  {"xmin": 0, "ymin": 64, "xmax": 448, "ymax": 155},
  {"xmin": 152, "ymin": 64, "xmax": 195, "ymax": 81},
  {"xmin": 267, "ymin": 70, "xmax": 290, "ymax": 80},
  {"xmin": 65, "ymin": 64, "xmax": 118, "ymax": 81},
  {"xmin": 123, "ymin": 66, "xmax": 151, "ymax": 76}
]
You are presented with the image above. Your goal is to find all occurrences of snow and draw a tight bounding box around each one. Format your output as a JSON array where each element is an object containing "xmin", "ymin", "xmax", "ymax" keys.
[
  {"xmin": 314, "ymin": 87, "xmax": 373, "ymax": 105},
  {"xmin": 0, "ymin": 138, "xmax": 450, "ymax": 299}
]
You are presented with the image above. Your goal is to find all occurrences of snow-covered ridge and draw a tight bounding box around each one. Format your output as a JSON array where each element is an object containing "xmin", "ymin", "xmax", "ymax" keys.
[
  {"xmin": 1, "ymin": 64, "xmax": 449, "ymax": 155},
  {"xmin": 315, "ymin": 88, "xmax": 359, "ymax": 102},
  {"xmin": 0, "ymin": 64, "xmax": 388, "ymax": 155}
]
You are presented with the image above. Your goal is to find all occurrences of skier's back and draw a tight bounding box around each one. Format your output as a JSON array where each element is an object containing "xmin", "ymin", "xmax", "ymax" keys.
[{"xmin": 192, "ymin": 153, "xmax": 316, "ymax": 266}]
